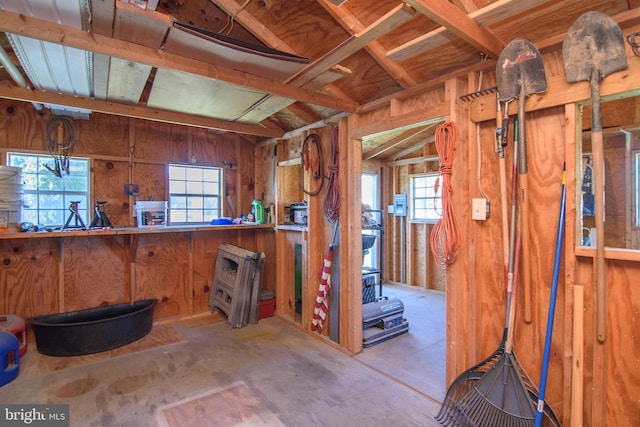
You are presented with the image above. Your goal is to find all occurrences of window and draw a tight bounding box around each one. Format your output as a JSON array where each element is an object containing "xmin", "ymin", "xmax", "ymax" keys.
[
  {"xmin": 633, "ymin": 152, "xmax": 640, "ymax": 227},
  {"xmin": 169, "ymin": 164, "xmax": 222, "ymax": 224},
  {"xmin": 8, "ymin": 153, "xmax": 90, "ymax": 226},
  {"xmin": 410, "ymin": 173, "xmax": 441, "ymax": 223}
]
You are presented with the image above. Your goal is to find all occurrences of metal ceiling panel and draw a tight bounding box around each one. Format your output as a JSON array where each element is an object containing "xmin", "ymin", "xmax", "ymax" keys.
[{"xmin": 147, "ymin": 68, "xmax": 273, "ymax": 122}]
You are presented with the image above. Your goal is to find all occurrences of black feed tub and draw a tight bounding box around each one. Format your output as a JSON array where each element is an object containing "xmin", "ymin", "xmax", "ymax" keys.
[{"xmin": 29, "ymin": 299, "xmax": 157, "ymax": 357}]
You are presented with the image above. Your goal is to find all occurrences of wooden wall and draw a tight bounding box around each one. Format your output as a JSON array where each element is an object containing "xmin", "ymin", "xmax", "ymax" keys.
[
  {"xmin": 0, "ymin": 98, "xmax": 276, "ymax": 323},
  {"xmin": 349, "ymin": 60, "xmax": 640, "ymax": 424}
]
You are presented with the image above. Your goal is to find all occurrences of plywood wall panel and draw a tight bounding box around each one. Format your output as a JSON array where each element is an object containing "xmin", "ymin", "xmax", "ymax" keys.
[
  {"xmin": 603, "ymin": 260, "xmax": 640, "ymax": 425},
  {"xmin": 133, "ymin": 162, "xmax": 167, "ymax": 202},
  {"xmin": 258, "ymin": 144, "xmax": 276, "ymax": 207},
  {"xmin": 133, "ymin": 120, "xmax": 190, "ymax": 163},
  {"xmin": 0, "ymin": 101, "xmax": 47, "ymax": 152},
  {"xmin": 92, "ymin": 159, "xmax": 132, "ymax": 227},
  {"xmin": 0, "ymin": 238, "xmax": 58, "ymax": 318},
  {"xmin": 75, "ymin": 112, "xmax": 130, "ymax": 157},
  {"xmin": 192, "ymin": 232, "xmax": 229, "ymax": 313},
  {"xmin": 134, "ymin": 233, "xmax": 190, "ymax": 319},
  {"xmin": 62, "ymin": 236, "xmax": 129, "ymax": 311},
  {"xmin": 238, "ymin": 140, "xmax": 255, "ymax": 217}
]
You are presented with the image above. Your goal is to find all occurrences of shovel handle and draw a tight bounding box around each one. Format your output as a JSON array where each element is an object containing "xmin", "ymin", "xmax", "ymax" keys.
[
  {"xmin": 516, "ymin": 93, "xmax": 532, "ymax": 323},
  {"xmin": 591, "ymin": 77, "xmax": 607, "ymax": 343}
]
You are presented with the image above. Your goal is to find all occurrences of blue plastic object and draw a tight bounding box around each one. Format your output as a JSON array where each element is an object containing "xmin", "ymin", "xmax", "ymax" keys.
[
  {"xmin": 534, "ymin": 172, "xmax": 565, "ymax": 426},
  {"xmin": 210, "ymin": 218, "xmax": 233, "ymax": 225},
  {"xmin": 0, "ymin": 331, "xmax": 19, "ymax": 386}
]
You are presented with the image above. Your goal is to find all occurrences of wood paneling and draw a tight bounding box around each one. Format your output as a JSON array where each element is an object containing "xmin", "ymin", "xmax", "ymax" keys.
[
  {"xmin": 0, "ymin": 238, "xmax": 58, "ymax": 317},
  {"xmin": 92, "ymin": 159, "xmax": 132, "ymax": 227},
  {"xmin": 134, "ymin": 233, "xmax": 190, "ymax": 318},
  {"xmin": 0, "ymin": 97, "xmax": 268, "ymax": 325},
  {"xmin": 62, "ymin": 236, "xmax": 129, "ymax": 310}
]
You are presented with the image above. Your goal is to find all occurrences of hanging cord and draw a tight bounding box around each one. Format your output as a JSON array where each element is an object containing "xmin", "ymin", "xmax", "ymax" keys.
[
  {"xmin": 299, "ymin": 133, "xmax": 325, "ymax": 196},
  {"xmin": 45, "ymin": 115, "xmax": 76, "ymax": 177},
  {"xmin": 430, "ymin": 121, "xmax": 461, "ymax": 269},
  {"xmin": 323, "ymin": 126, "xmax": 340, "ymax": 222}
]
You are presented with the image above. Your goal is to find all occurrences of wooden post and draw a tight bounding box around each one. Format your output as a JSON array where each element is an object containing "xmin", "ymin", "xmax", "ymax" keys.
[
  {"xmin": 444, "ymin": 76, "xmax": 472, "ymax": 384},
  {"xmin": 341, "ymin": 116, "xmax": 362, "ymax": 353}
]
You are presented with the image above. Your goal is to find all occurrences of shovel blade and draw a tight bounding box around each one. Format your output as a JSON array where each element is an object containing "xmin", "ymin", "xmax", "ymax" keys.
[
  {"xmin": 562, "ymin": 11, "xmax": 627, "ymax": 83},
  {"xmin": 497, "ymin": 38, "xmax": 547, "ymax": 102}
]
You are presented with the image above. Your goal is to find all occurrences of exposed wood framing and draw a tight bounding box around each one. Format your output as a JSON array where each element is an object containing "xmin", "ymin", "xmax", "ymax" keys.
[
  {"xmin": 0, "ymin": 10, "xmax": 357, "ymax": 113},
  {"xmin": 0, "ymin": 83, "xmax": 281, "ymax": 137},
  {"xmin": 318, "ymin": 0, "xmax": 417, "ymax": 88},
  {"xmin": 403, "ymin": 0, "xmax": 506, "ymax": 58},
  {"xmin": 388, "ymin": 0, "xmax": 547, "ymax": 61},
  {"xmin": 287, "ymin": 3, "xmax": 417, "ymax": 87}
]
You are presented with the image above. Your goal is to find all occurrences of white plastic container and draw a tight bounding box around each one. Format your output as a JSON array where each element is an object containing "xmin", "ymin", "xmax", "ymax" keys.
[
  {"xmin": 0, "ymin": 166, "xmax": 23, "ymax": 230},
  {"xmin": 0, "ymin": 202, "xmax": 22, "ymax": 231},
  {"xmin": 135, "ymin": 201, "xmax": 167, "ymax": 227}
]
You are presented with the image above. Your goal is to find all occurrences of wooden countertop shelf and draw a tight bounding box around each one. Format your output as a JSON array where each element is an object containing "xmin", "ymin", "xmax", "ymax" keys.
[{"xmin": 0, "ymin": 223, "xmax": 274, "ymax": 240}]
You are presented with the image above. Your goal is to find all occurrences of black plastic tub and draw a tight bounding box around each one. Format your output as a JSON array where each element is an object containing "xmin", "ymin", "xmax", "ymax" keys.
[{"xmin": 29, "ymin": 299, "xmax": 157, "ymax": 357}]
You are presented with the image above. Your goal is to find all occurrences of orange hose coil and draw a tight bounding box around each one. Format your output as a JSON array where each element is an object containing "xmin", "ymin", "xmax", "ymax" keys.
[{"xmin": 430, "ymin": 121, "xmax": 461, "ymax": 269}]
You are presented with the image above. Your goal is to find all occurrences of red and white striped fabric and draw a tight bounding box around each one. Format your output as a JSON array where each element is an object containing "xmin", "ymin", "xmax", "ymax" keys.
[{"xmin": 311, "ymin": 248, "xmax": 334, "ymax": 333}]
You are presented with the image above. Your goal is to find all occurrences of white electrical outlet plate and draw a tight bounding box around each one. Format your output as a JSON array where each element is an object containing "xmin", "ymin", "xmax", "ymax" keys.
[{"xmin": 472, "ymin": 198, "xmax": 488, "ymax": 220}]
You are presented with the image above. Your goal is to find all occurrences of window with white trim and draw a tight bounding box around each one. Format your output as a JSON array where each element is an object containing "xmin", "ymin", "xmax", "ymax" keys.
[
  {"xmin": 410, "ymin": 173, "xmax": 441, "ymax": 223},
  {"xmin": 168, "ymin": 164, "xmax": 223, "ymax": 224},
  {"xmin": 8, "ymin": 153, "xmax": 90, "ymax": 226}
]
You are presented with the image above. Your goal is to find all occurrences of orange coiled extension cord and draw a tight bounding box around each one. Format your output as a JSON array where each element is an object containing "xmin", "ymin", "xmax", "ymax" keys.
[{"xmin": 430, "ymin": 121, "xmax": 461, "ymax": 269}]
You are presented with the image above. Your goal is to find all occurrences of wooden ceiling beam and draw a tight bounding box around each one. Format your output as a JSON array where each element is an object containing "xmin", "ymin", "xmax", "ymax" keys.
[
  {"xmin": 317, "ymin": 0, "xmax": 417, "ymax": 88},
  {"xmin": 389, "ymin": 0, "xmax": 547, "ymax": 62},
  {"xmin": 403, "ymin": 0, "xmax": 505, "ymax": 58},
  {"xmin": 287, "ymin": 103, "xmax": 322, "ymax": 124},
  {"xmin": 0, "ymin": 82, "xmax": 282, "ymax": 137},
  {"xmin": 392, "ymin": 135, "xmax": 436, "ymax": 161},
  {"xmin": 0, "ymin": 10, "xmax": 357, "ymax": 114},
  {"xmin": 210, "ymin": 0, "xmax": 297, "ymax": 54},
  {"xmin": 363, "ymin": 124, "xmax": 435, "ymax": 160},
  {"xmin": 287, "ymin": 3, "xmax": 417, "ymax": 87}
]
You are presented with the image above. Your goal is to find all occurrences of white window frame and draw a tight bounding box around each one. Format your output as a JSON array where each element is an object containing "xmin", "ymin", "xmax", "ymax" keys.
[
  {"xmin": 168, "ymin": 164, "xmax": 223, "ymax": 225},
  {"xmin": 409, "ymin": 173, "xmax": 441, "ymax": 224},
  {"xmin": 7, "ymin": 152, "xmax": 90, "ymax": 227}
]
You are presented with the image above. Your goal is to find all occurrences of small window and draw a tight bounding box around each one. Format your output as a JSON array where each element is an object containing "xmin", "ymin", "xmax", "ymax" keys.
[
  {"xmin": 635, "ymin": 152, "xmax": 640, "ymax": 227},
  {"xmin": 8, "ymin": 153, "xmax": 90, "ymax": 226},
  {"xmin": 169, "ymin": 164, "xmax": 223, "ymax": 224},
  {"xmin": 409, "ymin": 173, "xmax": 441, "ymax": 223}
]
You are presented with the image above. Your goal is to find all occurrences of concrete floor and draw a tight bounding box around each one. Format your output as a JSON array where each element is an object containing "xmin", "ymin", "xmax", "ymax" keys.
[
  {"xmin": 0, "ymin": 284, "xmax": 445, "ymax": 427},
  {"xmin": 356, "ymin": 283, "xmax": 446, "ymax": 402}
]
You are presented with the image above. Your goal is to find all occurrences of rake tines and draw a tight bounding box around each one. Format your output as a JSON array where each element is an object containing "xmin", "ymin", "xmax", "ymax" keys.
[
  {"xmin": 436, "ymin": 350, "xmax": 562, "ymax": 427},
  {"xmin": 435, "ymin": 332, "xmax": 507, "ymax": 424}
]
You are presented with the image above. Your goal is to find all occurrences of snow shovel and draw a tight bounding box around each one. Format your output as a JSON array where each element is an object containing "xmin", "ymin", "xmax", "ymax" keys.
[
  {"xmin": 562, "ymin": 11, "xmax": 627, "ymax": 343},
  {"xmin": 497, "ymin": 38, "xmax": 548, "ymax": 324}
]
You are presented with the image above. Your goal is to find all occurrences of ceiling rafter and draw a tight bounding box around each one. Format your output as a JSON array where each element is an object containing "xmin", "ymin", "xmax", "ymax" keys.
[
  {"xmin": 393, "ymin": 135, "xmax": 436, "ymax": 160},
  {"xmin": 287, "ymin": 3, "xmax": 417, "ymax": 87},
  {"xmin": 403, "ymin": 0, "xmax": 506, "ymax": 58},
  {"xmin": 317, "ymin": 0, "xmax": 417, "ymax": 88},
  {"xmin": 286, "ymin": 103, "xmax": 322, "ymax": 124},
  {"xmin": 451, "ymin": 0, "xmax": 479, "ymax": 14},
  {"xmin": 211, "ymin": 0, "xmax": 347, "ymax": 123},
  {"xmin": 0, "ymin": 82, "xmax": 281, "ymax": 137},
  {"xmin": 363, "ymin": 124, "xmax": 436, "ymax": 160},
  {"xmin": 389, "ymin": 0, "xmax": 548, "ymax": 62},
  {"xmin": 210, "ymin": 0, "xmax": 297, "ymax": 54},
  {"xmin": 0, "ymin": 10, "xmax": 357, "ymax": 113}
]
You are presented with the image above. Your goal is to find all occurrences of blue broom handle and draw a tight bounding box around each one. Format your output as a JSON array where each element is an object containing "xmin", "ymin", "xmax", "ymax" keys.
[{"xmin": 535, "ymin": 172, "xmax": 566, "ymax": 426}]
